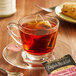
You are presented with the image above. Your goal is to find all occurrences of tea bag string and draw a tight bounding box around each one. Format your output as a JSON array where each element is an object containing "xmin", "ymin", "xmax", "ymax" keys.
[{"xmin": 35, "ymin": 14, "xmax": 44, "ymax": 23}]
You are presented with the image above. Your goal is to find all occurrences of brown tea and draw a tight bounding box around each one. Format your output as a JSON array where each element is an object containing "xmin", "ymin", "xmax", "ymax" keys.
[{"xmin": 20, "ymin": 21, "xmax": 57, "ymax": 55}]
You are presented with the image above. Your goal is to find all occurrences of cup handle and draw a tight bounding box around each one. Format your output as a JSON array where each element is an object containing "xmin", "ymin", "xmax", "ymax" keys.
[{"xmin": 7, "ymin": 23, "xmax": 22, "ymax": 45}]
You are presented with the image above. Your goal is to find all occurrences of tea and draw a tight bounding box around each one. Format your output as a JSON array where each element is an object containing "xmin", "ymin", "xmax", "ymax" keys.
[{"xmin": 20, "ymin": 21, "xmax": 57, "ymax": 55}]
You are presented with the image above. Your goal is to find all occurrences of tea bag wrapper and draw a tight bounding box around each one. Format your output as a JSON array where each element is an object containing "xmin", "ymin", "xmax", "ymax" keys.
[{"xmin": 42, "ymin": 54, "xmax": 76, "ymax": 76}]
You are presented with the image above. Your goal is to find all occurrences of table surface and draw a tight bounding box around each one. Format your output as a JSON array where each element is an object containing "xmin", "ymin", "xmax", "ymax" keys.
[{"xmin": 0, "ymin": 0, "xmax": 76, "ymax": 76}]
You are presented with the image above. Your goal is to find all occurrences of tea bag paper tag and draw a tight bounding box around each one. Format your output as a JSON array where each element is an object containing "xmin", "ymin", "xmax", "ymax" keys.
[{"xmin": 42, "ymin": 54, "xmax": 76, "ymax": 74}]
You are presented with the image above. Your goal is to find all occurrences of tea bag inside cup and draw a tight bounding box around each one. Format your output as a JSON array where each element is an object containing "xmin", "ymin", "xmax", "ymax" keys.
[
  {"xmin": 25, "ymin": 14, "xmax": 52, "ymax": 30},
  {"xmin": 35, "ymin": 14, "xmax": 52, "ymax": 30}
]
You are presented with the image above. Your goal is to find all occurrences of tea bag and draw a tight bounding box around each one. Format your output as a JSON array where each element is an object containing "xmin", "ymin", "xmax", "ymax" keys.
[
  {"xmin": 35, "ymin": 14, "xmax": 52, "ymax": 29},
  {"xmin": 36, "ymin": 21, "xmax": 51, "ymax": 29}
]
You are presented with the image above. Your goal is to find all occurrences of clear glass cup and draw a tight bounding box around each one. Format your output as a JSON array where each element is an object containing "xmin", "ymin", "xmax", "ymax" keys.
[{"xmin": 7, "ymin": 14, "xmax": 59, "ymax": 64}]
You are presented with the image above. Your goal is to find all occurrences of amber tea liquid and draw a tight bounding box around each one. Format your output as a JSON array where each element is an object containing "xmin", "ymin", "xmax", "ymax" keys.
[{"xmin": 20, "ymin": 21, "xmax": 57, "ymax": 55}]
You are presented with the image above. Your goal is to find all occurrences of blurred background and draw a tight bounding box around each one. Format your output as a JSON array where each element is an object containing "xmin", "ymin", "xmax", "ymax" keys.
[{"xmin": 0, "ymin": 0, "xmax": 76, "ymax": 76}]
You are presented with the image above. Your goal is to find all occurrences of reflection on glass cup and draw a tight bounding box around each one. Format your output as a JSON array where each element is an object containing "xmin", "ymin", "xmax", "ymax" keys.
[{"xmin": 7, "ymin": 14, "xmax": 59, "ymax": 61}]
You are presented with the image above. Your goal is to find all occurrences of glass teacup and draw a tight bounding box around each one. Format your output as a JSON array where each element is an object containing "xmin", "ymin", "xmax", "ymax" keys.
[{"xmin": 7, "ymin": 14, "xmax": 59, "ymax": 63}]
